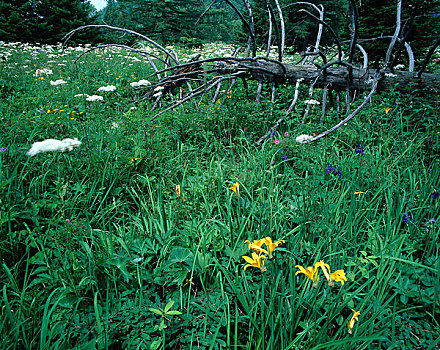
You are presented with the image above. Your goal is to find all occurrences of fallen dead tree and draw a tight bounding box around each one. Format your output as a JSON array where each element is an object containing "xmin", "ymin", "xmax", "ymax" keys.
[{"xmin": 63, "ymin": 0, "xmax": 440, "ymax": 143}]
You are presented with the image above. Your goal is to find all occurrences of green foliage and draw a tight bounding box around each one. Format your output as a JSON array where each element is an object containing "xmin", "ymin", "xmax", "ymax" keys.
[
  {"xmin": 358, "ymin": 0, "xmax": 440, "ymax": 64},
  {"xmin": 99, "ymin": 0, "xmax": 242, "ymax": 45},
  {"xmin": 0, "ymin": 41, "xmax": 440, "ymax": 349},
  {"xmin": 0, "ymin": 0, "xmax": 99, "ymax": 44}
]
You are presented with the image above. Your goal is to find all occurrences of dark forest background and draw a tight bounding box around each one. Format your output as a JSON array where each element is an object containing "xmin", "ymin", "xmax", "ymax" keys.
[{"xmin": 1, "ymin": 0, "xmax": 439, "ymax": 60}]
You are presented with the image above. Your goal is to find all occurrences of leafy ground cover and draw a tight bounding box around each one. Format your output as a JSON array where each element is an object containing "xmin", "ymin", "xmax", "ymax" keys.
[{"xmin": 0, "ymin": 41, "xmax": 439, "ymax": 349}]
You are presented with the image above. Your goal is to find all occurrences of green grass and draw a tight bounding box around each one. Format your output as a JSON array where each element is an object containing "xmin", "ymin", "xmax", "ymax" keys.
[{"xmin": 0, "ymin": 41, "xmax": 439, "ymax": 349}]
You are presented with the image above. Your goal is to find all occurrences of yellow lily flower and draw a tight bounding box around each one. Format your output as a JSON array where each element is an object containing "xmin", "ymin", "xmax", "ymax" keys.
[
  {"xmin": 354, "ymin": 191, "xmax": 365, "ymax": 197},
  {"xmin": 244, "ymin": 239, "xmax": 269, "ymax": 254},
  {"xmin": 248, "ymin": 244, "xmax": 269, "ymax": 255},
  {"xmin": 295, "ymin": 263, "xmax": 320, "ymax": 288},
  {"xmin": 384, "ymin": 107, "xmax": 391, "ymax": 114},
  {"xmin": 316, "ymin": 260, "xmax": 332, "ymax": 286},
  {"xmin": 347, "ymin": 309, "xmax": 361, "ymax": 334},
  {"xmin": 262, "ymin": 237, "xmax": 285, "ymax": 258},
  {"xmin": 175, "ymin": 184, "xmax": 181, "ymax": 197},
  {"xmin": 184, "ymin": 278, "xmax": 194, "ymax": 286},
  {"xmin": 242, "ymin": 252, "xmax": 267, "ymax": 272},
  {"xmin": 229, "ymin": 182, "xmax": 240, "ymax": 196},
  {"xmin": 331, "ymin": 270, "xmax": 347, "ymax": 286},
  {"xmin": 244, "ymin": 238, "xmax": 265, "ymax": 247}
]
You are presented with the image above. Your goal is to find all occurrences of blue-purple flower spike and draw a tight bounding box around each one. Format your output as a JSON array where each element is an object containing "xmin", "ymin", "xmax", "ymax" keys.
[{"xmin": 355, "ymin": 145, "xmax": 366, "ymax": 155}]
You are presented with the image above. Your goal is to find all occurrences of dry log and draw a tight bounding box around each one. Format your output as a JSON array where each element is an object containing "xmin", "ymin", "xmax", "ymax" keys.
[{"xmin": 214, "ymin": 59, "xmax": 440, "ymax": 92}]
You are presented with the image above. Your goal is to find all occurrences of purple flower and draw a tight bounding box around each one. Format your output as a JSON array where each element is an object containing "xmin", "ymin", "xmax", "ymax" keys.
[
  {"xmin": 355, "ymin": 144, "xmax": 366, "ymax": 155},
  {"xmin": 0, "ymin": 148, "xmax": 8, "ymax": 153},
  {"xmin": 282, "ymin": 155, "xmax": 288, "ymax": 162},
  {"xmin": 428, "ymin": 218, "xmax": 436, "ymax": 224},
  {"xmin": 431, "ymin": 190, "xmax": 439, "ymax": 199},
  {"xmin": 326, "ymin": 164, "xmax": 334, "ymax": 174},
  {"xmin": 326, "ymin": 164, "xmax": 341, "ymax": 177},
  {"xmin": 333, "ymin": 170, "xmax": 342, "ymax": 178},
  {"xmin": 269, "ymin": 130, "xmax": 276, "ymax": 137},
  {"xmin": 402, "ymin": 213, "xmax": 411, "ymax": 224}
]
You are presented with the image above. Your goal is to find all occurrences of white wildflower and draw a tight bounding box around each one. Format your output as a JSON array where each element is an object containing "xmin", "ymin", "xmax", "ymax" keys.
[
  {"xmin": 394, "ymin": 64, "xmax": 405, "ymax": 70},
  {"xmin": 98, "ymin": 85, "xmax": 116, "ymax": 92},
  {"xmin": 129, "ymin": 106, "xmax": 137, "ymax": 110},
  {"xmin": 111, "ymin": 122, "xmax": 119, "ymax": 129},
  {"xmin": 27, "ymin": 138, "xmax": 81, "ymax": 156},
  {"xmin": 74, "ymin": 93, "xmax": 89, "ymax": 97},
  {"xmin": 130, "ymin": 79, "xmax": 151, "ymax": 87},
  {"xmin": 295, "ymin": 134, "xmax": 314, "ymax": 144},
  {"xmin": 137, "ymin": 79, "xmax": 151, "ymax": 86},
  {"xmin": 34, "ymin": 68, "xmax": 53, "ymax": 76},
  {"xmin": 304, "ymin": 99, "xmax": 320, "ymax": 105},
  {"xmin": 153, "ymin": 91, "xmax": 163, "ymax": 98},
  {"xmin": 86, "ymin": 95, "xmax": 104, "ymax": 102},
  {"xmin": 385, "ymin": 72, "xmax": 397, "ymax": 77},
  {"xmin": 153, "ymin": 86, "xmax": 165, "ymax": 92},
  {"xmin": 50, "ymin": 79, "xmax": 67, "ymax": 86}
]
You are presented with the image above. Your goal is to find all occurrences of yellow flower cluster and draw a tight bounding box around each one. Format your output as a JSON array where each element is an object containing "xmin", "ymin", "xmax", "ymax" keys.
[
  {"xmin": 295, "ymin": 260, "xmax": 347, "ymax": 288},
  {"xmin": 229, "ymin": 182, "xmax": 239, "ymax": 196},
  {"xmin": 348, "ymin": 309, "xmax": 361, "ymax": 334},
  {"xmin": 242, "ymin": 237, "xmax": 285, "ymax": 271}
]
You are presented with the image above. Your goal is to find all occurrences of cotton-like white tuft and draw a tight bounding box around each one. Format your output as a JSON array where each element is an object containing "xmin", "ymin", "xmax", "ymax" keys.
[
  {"xmin": 295, "ymin": 134, "xmax": 314, "ymax": 144},
  {"xmin": 27, "ymin": 138, "xmax": 81, "ymax": 156}
]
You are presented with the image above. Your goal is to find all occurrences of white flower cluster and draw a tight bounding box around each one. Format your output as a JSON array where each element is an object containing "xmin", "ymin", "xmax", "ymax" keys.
[
  {"xmin": 98, "ymin": 85, "xmax": 116, "ymax": 92},
  {"xmin": 295, "ymin": 134, "xmax": 314, "ymax": 144},
  {"xmin": 86, "ymin": 95, "xmax": 104, "ymax": 102},
  {"xmin": 153, "ymin": 85, "xmax": 165, "ymax": 98},
  {"xmin": 304, "ymin": 99, "xmax": 320, "ymax": 105},
  {"xmin": 50, "ymin": 79, "xmax": 67, "ymax": 86},
  {"xmin": 34, "ymin": 68, "xmax": 53, "ymax": 76},
  {"xmin": 27, "ymin": 138, "xmax": 81, "ymax": 156},
  {"xmin": 130, "ymin": 79, "xmax": 151, "ymax": 87}
]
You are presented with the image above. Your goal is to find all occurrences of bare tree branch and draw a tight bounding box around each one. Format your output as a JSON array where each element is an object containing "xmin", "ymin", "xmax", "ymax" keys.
[
  {"xmin": 298, "ymin": 9, "xmax": 343, "ymax": 60},
  {"xmin": 273, "ymin": 0, "xmax": 285, "ymax": 60},
  {"xmin": 306, "ymin": 74, "xmax": 381, "ymax": 143},
  {"xmin": 417, "ymin": 37, "xmax": 440, "ymax": 77},
  {"xmin": 384, "ymin": 0, "xmax": 402, "ymax": 69},
  {"xmin": 196, "ymin": 0, "xmax": 216, "ymax": 25},
  {"xmin": 62, "ymin": 24, "xmax": 179, "ymax": 64}
]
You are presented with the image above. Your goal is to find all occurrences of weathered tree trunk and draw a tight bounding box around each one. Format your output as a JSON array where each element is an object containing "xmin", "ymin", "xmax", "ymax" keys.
[{"xmin": 215, "ymin": 59, "xmax": 440, "ymax": 92}]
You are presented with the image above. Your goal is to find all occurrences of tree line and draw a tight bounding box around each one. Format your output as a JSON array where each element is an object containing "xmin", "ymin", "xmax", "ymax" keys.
[{"xmin": 1, "ymin": 0, "xmax": 438, "ymax": 61}]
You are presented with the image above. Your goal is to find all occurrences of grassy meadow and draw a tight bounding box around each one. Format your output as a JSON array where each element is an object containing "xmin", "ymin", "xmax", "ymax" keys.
[{"xmin": 0, "ymin": 40, "xmax": 439, "ymax": 349}]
